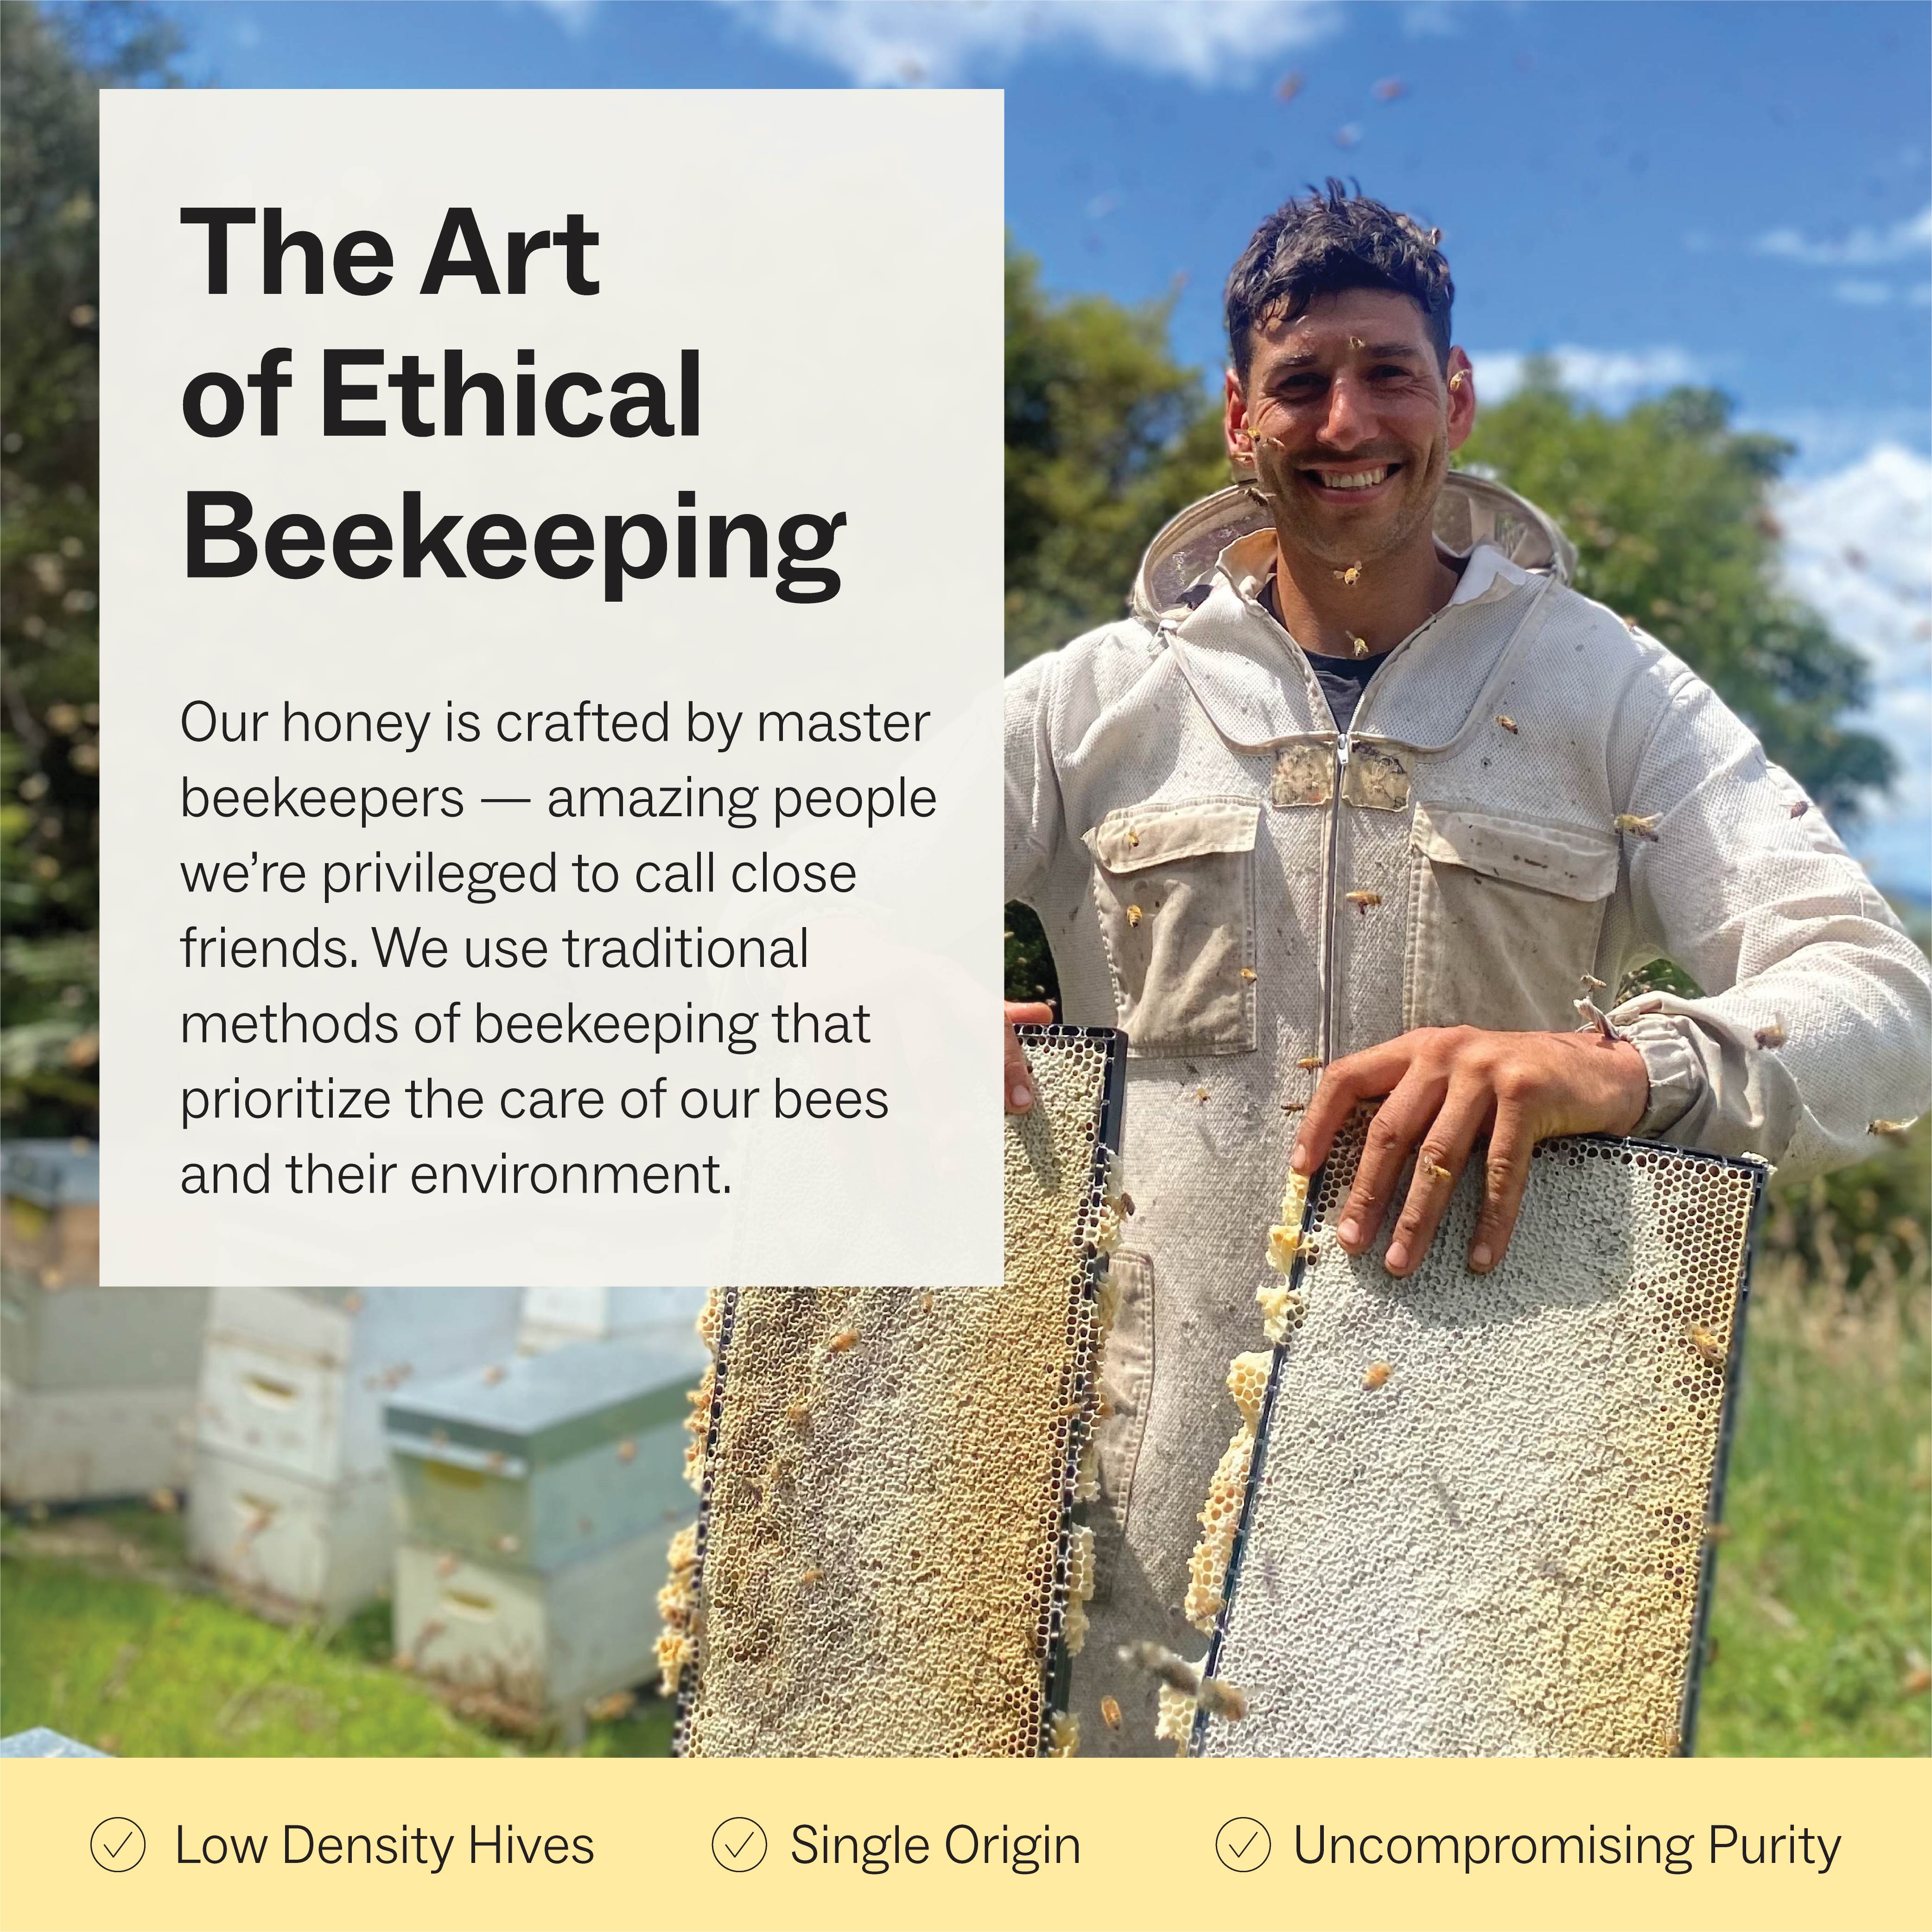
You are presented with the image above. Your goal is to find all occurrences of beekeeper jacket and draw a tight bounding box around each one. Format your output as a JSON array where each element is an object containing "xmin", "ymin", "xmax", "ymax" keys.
[{"xmin": 1004, "ymin": 479, "xmax": 1932, "ymax": 1755}]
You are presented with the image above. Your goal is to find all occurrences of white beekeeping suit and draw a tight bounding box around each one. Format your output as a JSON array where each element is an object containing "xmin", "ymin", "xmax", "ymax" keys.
[{"xmin": 1004, "ymin": 476, "xmax": 1931, "ymax": 1754}]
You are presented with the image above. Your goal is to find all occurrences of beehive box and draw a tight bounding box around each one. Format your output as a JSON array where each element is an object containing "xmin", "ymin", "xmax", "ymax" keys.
[
  {"xmin": 186, "ymin": 1446, "xmax": 394, "ymax": 1622},
  {"xmin": 386, "ymin": 1337, "xmax": 708, "ymax": 1572},
  {"xmin": 1, "ymin": 1277, "xmax": 205, "ymax": 1503},
  {"xmin": 673, "ymin": 1025, "xmax": 1127, "ymax": 1758},
  {"xmin": 0, "ymin": 1140, "xmax": 99, "ymax": 1291},
  {"xmin": 2, "ymin": 1280, "xmax": 207, "ymax": 1390},
  {"xmin": 197, "ymin": 1286, "xmax": 521, "ymax": 1484},
  {"xmin": 516, "ymin": 1286, "xmax": 708, "ymax": 1356},
  {"xmin": 0, "ymin": 1727, "xmax": 109, "ymax": 1758},
  {"xmin": 0, "ymin": 1379, "xmax": 195, "ymax": 1504},
  {"xmin": 393, "ymin": 1531, "xmax": 668, "ymax": 1719},
  {"xmin": 1190, "ymin": 1112, "xmax": 1765, "ymax": 1759}
]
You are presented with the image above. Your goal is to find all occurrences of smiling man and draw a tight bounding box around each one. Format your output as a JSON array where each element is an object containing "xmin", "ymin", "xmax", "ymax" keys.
[{"xmin": 1002, "ymin": 181, "xmax": 1931, "ymax": 1754}]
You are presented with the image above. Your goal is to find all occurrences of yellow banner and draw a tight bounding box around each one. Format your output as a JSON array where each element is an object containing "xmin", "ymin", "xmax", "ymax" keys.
[{"xmin": 4, "ymin": 1755, "xmax": 1926, "ymax": 1931}]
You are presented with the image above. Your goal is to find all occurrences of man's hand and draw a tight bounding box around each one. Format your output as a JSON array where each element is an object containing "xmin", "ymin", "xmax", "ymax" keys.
[
  {"xmin": 1290, "ymin": 1026, "xmax": 1649, "ymax": 1276},
  {"xmin": 1004, "ymin": 1001, "xmax": 1055, "ymax": 1112}
]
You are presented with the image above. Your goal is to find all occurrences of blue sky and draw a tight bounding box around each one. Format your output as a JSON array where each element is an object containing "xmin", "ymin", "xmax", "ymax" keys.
[{"xmin": 154, "ymin": 0, "xmax": 1932, "ymax": 889}]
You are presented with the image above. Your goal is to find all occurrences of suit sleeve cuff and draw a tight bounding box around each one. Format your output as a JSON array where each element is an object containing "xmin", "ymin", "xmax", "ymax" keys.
[{"xmin": 1617, "ymin": 1014, "xmax": 1703, "ymax": 1140}]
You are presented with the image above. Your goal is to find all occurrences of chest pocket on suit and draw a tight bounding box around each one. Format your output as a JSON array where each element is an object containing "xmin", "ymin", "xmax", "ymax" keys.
[
  {"xmin": 1086, "ymin": 798, "xmax": 1259, "ymax": 1057},
  {"xmin": 1404, "ymin": 803, "xmax": 1620, "ymax": 1034}
]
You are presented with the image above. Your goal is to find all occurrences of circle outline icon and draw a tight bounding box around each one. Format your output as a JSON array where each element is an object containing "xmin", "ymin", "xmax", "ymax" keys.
[
  {"xmin": 90, "ymin": 1818, "xmax": 146, "ymax": 1873},
  {"xmin": 1215, "ymin": 1815, "xmax": 1270, "ymax": 1873},
  {"xmin": 711, "ymin": 1816, "xmax": 768, "ymax": 1873}
]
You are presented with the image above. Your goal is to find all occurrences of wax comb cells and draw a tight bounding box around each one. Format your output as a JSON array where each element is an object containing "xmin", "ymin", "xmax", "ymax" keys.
[
  {"xmin": 671, "ymin": 1027, "xmax": 1126, "ymax": 1757},
  {"xmin": 1194, "ymin": 1104, "xmax": 1765, "ymax": 1759}
]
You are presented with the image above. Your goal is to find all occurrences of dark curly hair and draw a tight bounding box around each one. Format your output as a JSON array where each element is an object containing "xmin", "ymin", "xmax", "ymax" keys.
[{"xmin": 1225, "ymin": 178, "xmax": 1454, "ymax": 381}]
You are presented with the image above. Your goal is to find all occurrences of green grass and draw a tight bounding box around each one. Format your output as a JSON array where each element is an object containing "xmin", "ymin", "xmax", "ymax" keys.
[
  {"xmin": 0, "ymin": 1507, "xmax": 676, "ymax": 1758},
  {"xmin": 1697, "ymin": 1275, "xmax": 1931, "ymax": 1756}
]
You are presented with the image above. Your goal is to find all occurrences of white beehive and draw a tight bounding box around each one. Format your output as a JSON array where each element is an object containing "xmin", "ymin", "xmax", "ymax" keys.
[
  {"xmin": 0, "ymin": 1144, "xmax": 208, "ymax": 1504},
  {"xmin": 516, "ymin": 1286, "xmax": 707, "ymax": 1355},
  {"xmin": 1, "ymin": 1140, "xmax": 99, "ymax": 1291},
  {"xmin": 197, "ymin": 1286, "xmax": 521, "ymax": 1483},
  {"xmin": 186, "ymin": 1447, "xmax": 394, "ymax": 1622},
  {"xmin": 386, "ymin": 1338, "xmax": 706, "ymax": 1572},
  {"xmin": 190, "ymin": 1285, "xmax": 520, "ymax": 1619},
  {"xmin": 394, "ymin": 1532, "xmax": 670, "ymax": 1721},
  {"xmin": 1, "ymin": 1380, "xmax": 195, "ymax": 1504}
]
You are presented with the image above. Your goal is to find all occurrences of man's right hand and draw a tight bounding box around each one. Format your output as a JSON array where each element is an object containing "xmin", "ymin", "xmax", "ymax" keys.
[{"xmin": 1004, "ymin": 1001, "xmax": 1055, "ymax": 1112}]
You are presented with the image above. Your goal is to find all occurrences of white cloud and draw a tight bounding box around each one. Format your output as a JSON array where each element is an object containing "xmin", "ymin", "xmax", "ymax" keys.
[
  {"xmin": 1468, "ymin": 345, "xmax": 1704, "ymax": 409},
  {"xmin": 731, "ymin": 0, "xmax": 1341, "ymax": 87},
  {"xmin": 1776, "ymin": 445, "xmax": 1932, "ymax": 890},
  {"xmin": 1832, "ymin": 279, "xmax": 1894, "ymax": 306},
  {"xmin": 1753, "ymin": 204, "xmax": 1932, "ymax": 269},
  {"xmin": 1401, "ymin": 2, "xmax": 1463, "ymax": 35}
]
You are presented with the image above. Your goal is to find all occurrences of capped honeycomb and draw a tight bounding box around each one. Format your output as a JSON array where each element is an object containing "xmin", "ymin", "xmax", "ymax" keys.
[
  {"xmin": 1195, "ymin": 1105, "xmax": 1764, "ymax": 1759},
  {"xmin": 673, "ymin": 1027, "xmax": 1126, "ymax": 1757}
]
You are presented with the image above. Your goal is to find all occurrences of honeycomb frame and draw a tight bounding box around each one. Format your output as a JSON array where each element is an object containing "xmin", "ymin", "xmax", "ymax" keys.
[
  {"xmin": 673, "ymin": 1026, "xmax": 1127, "ymax": 1757},
  {"xmin": 1193, "ymin": 1106, "xmax": 1767, "ymax": 1759}
]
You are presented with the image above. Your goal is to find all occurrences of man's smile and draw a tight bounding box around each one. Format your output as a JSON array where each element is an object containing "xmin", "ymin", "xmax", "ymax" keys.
[{"xmin": 1296, "ymin": 460, "xmax": 1404, "ymax": 502}]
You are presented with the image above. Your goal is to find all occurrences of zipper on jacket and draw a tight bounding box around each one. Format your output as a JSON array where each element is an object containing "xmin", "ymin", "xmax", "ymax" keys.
[{"xmin": 1321, "ymin": 732, "xmax": 1348, "ymax": 1067}]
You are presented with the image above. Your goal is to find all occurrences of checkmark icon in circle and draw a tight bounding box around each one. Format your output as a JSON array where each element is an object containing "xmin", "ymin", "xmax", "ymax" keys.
[
  {"xmin": 711, "ymin": 1817, "xmax": 767, "ymax": 1873},
  {"xmin": 89, "ymin": 1818, "xmax": 146, "ymax": 1873},
  {"xmin": 1215, "ymin": 1816, "xmax": 1270, "ymax": 1873}
]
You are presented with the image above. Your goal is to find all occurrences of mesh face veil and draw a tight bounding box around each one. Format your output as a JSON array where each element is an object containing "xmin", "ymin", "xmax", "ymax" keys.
[
  {"xmin": 669, "ymin": 1028, "xmax": 1127, "ymax": 1758},
  {"xmin": 1186, "ymin": 1102, "xmax": 1765, "ymax": 1760}
]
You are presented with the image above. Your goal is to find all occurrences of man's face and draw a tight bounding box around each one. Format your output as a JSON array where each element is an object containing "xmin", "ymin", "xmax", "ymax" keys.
[{"xmin": 1225, "ymin": 287, "xmax": 1475, "ymax": 572}]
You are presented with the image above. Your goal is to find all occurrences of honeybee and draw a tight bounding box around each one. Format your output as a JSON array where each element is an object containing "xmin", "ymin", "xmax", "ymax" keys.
[
  {"xmin": 1125, "ymin": 904, "xmax": 1144, "ymax": 927},
  {"xmin": 1344, "ymin": 890, "xmax": 1381, "ymax": 912},
  {"xmin": 800, "ymin": 1567, "xmax": 824, "ymax": 1586},
  {"xmin": 1495, "ymin": 714, "xmax": 1518, "ymax": 733},
  {"xmin": 1198, "ymin": 1677, "xmax": 1249, "ymax": 1721},
  {"xmin": 1580, "ymin": 973, "xmax": 1606, "ymax": 992},
  {"xmin": 1297, "ymin": 1056, "xmax": 1324, "ymax": 1071},
  {"xmin": 1347, "ymin": 336, "xmax": 1366, "ymax": 349},
  {"xmin": 1280, "ymin": 1100, "xmax": 1306, "ymax": 1113},
  {"xmin": 1754, "ymin": 1018, "xmax": 1787, "ymax": 1049},
  {"xmin": 1869, "ymin": 1119, "xmax": 1915, "ymax": 1142},
  {"xmin": 1240, "ymin": 966, "xmax": 1258, "ymax": 981},
  {"xmin": 1350, "ymin": 633, "xmax": 1371, "ymax": 658},
  {"xmin": 919, "ymin": 1291, "xmax": 934, "ymax": 1314},
  {"xmin": 1099, "ymin": 1696, "xmax": 1123, "ymax": 1730},
  {"xmin": 1689, "ymin": 1323, "xmax": 1727, "ymax": 1368},
  {"xmin": 1789, "ymin": 799, "xmax": 1810, "ymax": 819},
  {"xmin": 1448, "ymin": 369, "xmax": 1466, "ymax": 391},
  {"xmin": 828, "ymin": 1328, "xmax": 859, "ymax": 1353},
  {"xmin": 1195, "ymin": 1086, "xmax": 1212, "ymax": 1104},
  {"xmin": 1362, "ymin": 1362, "xmax": 1392, "ymax": 1390},
  {"xmin": 1334, "ymin": 560, "xmax": 1363, "ymax": 585},
  {"xmin": 1424, "ymin": 1158, "xmax": 1453, "ymax": 1184},
  {"xmin": 1126, "ymin": 828, "xmax": 1140, "ymax": 846},
  {"xmin": 1614, "ymin": 811, "xmax": 1662, "ymax": 841}
]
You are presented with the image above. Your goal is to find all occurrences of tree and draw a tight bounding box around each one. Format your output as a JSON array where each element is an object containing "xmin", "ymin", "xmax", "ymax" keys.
[
  {"xmin": 1004, "ymin": 250, "xmax": 1229, "ymax": 673},
  {"xmin": 0, "ymin": 4, "xmax": 180, "ymax": 1131},
  {"xmin": 1455, "ymin": 362, "xmax": 1895, "ymax": 821}
]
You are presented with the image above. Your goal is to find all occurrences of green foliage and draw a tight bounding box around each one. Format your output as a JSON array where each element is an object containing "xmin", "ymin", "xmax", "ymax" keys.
[
  {"xmin": 1455, "ymin": 362, "xmax": 1895, "ymax": 821},
  {"xmin": 1004, "ymin": 249, "xmax": 1229, "ymax": 674},
  {"xmin": 0, "ymin": 5, "xmax": 178, "ymax": 1132},
  {"xmin": 1698, "ymin": 1276, "xmax": 1930, "ymax": 1755}
]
